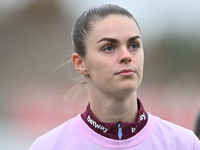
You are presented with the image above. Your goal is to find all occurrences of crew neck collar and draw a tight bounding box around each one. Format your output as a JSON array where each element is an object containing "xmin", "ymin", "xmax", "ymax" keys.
[{"xmin": 81, "ymin": 99, "xmax": 148, "ymax": 140}]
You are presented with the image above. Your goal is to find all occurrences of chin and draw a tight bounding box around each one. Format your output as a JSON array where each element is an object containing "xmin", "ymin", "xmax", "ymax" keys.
[{"xmin": 115, "ymin": 86, "xmax": 137, "ymax": 98}]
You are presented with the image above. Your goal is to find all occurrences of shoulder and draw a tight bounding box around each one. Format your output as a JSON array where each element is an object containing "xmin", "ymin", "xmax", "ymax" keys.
[
  {"xmin": 148, "ymin": 113, "xmax": 200, "ymax": 149},
  {"xmin": 28, "ymin": 114, "xmax": 82, "ymax": 150},
  {"xmin": 41, "ymin": 115, "xmax": 78, "ymax": 138},
  {"xmin": 153, "ymin": 114, "xmax": 193, "ymax": 136}
]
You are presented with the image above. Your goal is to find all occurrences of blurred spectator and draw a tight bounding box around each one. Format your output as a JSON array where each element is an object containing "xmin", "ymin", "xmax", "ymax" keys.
[{"xmin": 195, "ymin": 110, "xmax": 200, "ymax": 140}]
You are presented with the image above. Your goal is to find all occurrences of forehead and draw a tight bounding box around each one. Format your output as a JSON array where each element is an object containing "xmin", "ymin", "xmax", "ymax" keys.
[{"xmin": 88, "ymin": 15, "xmax": 141, "ymax": 41}]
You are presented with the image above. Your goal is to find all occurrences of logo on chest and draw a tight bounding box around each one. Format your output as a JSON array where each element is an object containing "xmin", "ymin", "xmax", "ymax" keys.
[{"xmin": 87, "ymin": 115, "xmax": 108, "ymax": 133}]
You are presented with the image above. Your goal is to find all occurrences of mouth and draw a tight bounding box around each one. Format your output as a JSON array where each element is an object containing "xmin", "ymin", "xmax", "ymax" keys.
[{"xmin": 115, "ymin": 68, "xmax": 136, "ymax": 76}]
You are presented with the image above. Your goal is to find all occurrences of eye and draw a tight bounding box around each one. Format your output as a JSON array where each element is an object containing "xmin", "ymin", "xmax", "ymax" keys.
[
  {"xmin": 129, "ymin": 43, "xmax": 139, "ymax": 50},
  {"xmin": 103, "ymin": 45, "xmax": 114, "ymax": 52}
]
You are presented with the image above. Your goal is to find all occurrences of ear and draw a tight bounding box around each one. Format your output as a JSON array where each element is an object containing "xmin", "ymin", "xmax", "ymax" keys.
[{"xmin": 72, "ymin": 53, "xmax": 88, "ymax": 75}]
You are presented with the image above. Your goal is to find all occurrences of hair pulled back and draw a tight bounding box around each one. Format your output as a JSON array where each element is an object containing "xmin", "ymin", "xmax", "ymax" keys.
[{"xmin": 71, "ymin": 4, "xmax": 140, "ymax": 57}]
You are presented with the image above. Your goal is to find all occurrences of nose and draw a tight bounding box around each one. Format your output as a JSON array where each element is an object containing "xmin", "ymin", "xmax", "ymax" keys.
[{"xmin": 119, "ymin": 48, "xmax": 132, "ymax": 64}]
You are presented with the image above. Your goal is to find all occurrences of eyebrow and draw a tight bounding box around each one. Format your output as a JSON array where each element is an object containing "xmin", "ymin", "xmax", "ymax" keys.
[
  {"xmin": 127, "ymin": 35, "xmax": 141, "ymax": 43},
  {"xmin": 97, "ymin": 37, "xmax": 118, "ymax": 43},
  {"xmin": 97, "ymin": 35, "xmax": 141, "ymax": 44}
]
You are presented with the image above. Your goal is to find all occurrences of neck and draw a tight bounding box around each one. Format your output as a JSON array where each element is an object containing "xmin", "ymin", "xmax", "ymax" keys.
[{"xmin": 89, "ymin": 92, "xmax": 138, "ymax": 123}]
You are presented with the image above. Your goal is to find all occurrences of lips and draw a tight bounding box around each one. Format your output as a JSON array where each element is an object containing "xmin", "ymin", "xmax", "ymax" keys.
[{"xmin": 115, "ymin": 68, "xmax": 136, "ymax": 76}]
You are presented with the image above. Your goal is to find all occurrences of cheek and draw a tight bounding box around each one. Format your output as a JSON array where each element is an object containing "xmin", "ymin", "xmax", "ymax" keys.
[
  {"xmin": 86, "ymin": 57, "xmax": 103, "ymax": 76},
  {"xmin": 135, "ymin": 53, "xmax": 144, "ymax": 76},
  {"xmin": 88, "ymin": 58, "xmax": 111, "ymax": 79},
  {"xmin": 134, "ymin": 52, "xmax": 144, "ymax": 65},
  {"xmin": 140, "ymin": 56, "xmax": 144, "ymax": 69},
  {"xmin": 138, "ymin": 52, "xmax": 144, "ymax": 67}
]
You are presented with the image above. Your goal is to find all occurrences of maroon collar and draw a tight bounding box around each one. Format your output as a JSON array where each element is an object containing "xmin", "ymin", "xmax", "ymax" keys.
[{"xmin": 81, "ymin": 99, "xmax": 148, "ymax": 140}]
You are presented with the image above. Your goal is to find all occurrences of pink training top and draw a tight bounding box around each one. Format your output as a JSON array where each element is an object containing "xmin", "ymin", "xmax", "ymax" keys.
[{"xmin": 29, "ymin": 102, "xmax": 200, "ymax": 149}]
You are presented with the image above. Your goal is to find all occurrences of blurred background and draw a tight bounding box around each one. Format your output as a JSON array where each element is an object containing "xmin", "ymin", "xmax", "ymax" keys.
[{"xmin": 0, "ymin": 0, "xmax": 200, "ymax": 149}]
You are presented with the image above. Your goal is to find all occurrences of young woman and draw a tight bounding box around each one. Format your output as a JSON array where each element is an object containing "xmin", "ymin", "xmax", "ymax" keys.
[{"xmin": 29, "ymin": 4, "xmax": 200, "ymax": 150}]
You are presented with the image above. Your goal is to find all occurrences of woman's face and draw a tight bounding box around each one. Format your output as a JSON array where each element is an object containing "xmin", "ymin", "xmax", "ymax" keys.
[{"xmin": 83, "ymin": 15, "xmax": 144, "ymax": 98}]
